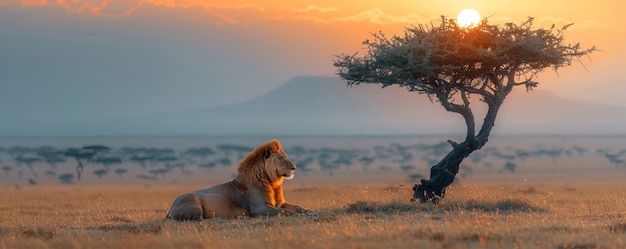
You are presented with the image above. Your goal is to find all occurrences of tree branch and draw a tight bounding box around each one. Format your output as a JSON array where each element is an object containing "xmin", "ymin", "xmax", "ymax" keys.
[
  {"xmin": 513, "ymin": 78, "xmax": 539, "ymax": 91},
  {"xmin": 436, "ymin": 90, "xmax": 476, "ymax": 143}
]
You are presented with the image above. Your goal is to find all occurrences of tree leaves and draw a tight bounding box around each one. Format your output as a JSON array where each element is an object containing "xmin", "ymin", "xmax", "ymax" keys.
[{"xmin": 334, "ymin": 16, "xmax": 596, "ymax": 102}]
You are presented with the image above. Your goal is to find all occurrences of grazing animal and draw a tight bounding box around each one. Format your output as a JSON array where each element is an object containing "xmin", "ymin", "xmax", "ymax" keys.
[{"xmin": 166, "ymin": 139, "xmax": 316, "ymax": 220}]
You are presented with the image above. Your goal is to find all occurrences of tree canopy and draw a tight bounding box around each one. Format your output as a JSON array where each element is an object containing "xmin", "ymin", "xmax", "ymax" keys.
[{"xmin": 335, "ymin": 16, "xmax": 595, "ymax": 99}]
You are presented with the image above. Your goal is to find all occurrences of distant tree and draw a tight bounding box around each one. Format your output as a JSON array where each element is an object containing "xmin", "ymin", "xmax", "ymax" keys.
[
  {"xmin": 58, "ymin": 173, "xmax": 74, "ymax": 184},
  {"xmin": 93, "ymin": 169, "xmax": 107, "ymax": 179},
  {"xmin": 7, "ymin": 146, "xmax": 31, "ymax": 160},
  {"xmin": 295, "ymin": 156, "xmax": 315, "ymax": 172},
  {"xmin": 14, "ymin": 156, "xmax": 41, "ymax": 178},
  {"xmin": 45, "ymin": 170, "xmax": 56, "ymax": 178},
  {"xmin": 114, "ymin": 168, "xmax": 128, "ymax": 178},
  {"xmin": 400, "ymin": 164, "xmax": 416, "ymax": 172},
  {"xmin": 149, "ymin": 168, "xmax": 170, "ymax": 179},
  {"xmin": 408, "ymin": 173, "xmax": 425, "ymax": 182},
  {"xmin": 41, "ymin": 153, "xmax": 66, "ymax": 169},
  {"xmin": 82, "ymin": 145, "xmax": 111, "ymax": 154},
  {"xmin": 137, "ymin": 174, "xmax": 156, "ymax": 180},
  {"xmin": 129, "ymin": 155, "xmax": 154, "ymax": 168},
  {"xmin": 459, "ymin": 164, "xmax": 474, "ymax": 178},
  {"xmin": 94, "ymin": 157, "xmax": 122, "ymax": 170},
  {"xmin": 218, "ymin": 158, "xmax": 232, "ymax": 167},
  {"xmin": 217, "ymin": 144, "xmax": 253, "ymax": 158},
  {"xmin": 180, "ymin": 168, "xmax": 194, "ymax": 178},
  {"xmin": 599, "ymin": 149, "xmax": 626, "ymax": 166},
  {"xmin": 504, "ymin": 161, "xmax": 517, "ymax": 173},
  {"xmin": 334, "ymin": 17, "xmax": 595, "ymax": 203},
  {"xmin": 64, "ymin": 148, "xmax": 95, "ymax": 180},
  {"xmin": 319, "ymin": 161, "xmax": 341, "ymax": 177},
  {"xmin": 198, "ymin": 161, "xmax": 218, "ymax": 169},
  {"xmin": 1, "ymin": 165, "xmax": 12, "ymax": 177},
  {"xmin": 155, "ymin": 155, "xmax": 178, "ymax": 165},
  {"xmin": 35, "ymin": 147, "xmax": 65, "ymax": 169},
  {"xmin": 183, "ymin": 147, "xmax": 216, "ymax": 160}
]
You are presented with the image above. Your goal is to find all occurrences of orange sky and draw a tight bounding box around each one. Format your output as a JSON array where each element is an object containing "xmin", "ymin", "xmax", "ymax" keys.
[
  {"xmin": 4, "ymin": 0, "xmax": 620, "ymax": 48},
  {"xmin": 5, "ymin": 0, "xmax": 620, "ymax": 27},
  {"xmin": 1, "ymin": 0, "xmax": 624, "ymax": 124},
  {"xmin": 8, "ymin": 0, "xmax": 621, "ymax": 64}
]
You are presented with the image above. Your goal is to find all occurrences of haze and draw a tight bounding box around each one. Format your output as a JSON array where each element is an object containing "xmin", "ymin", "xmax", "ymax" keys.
[{"xmin": 1, "ymin": 0, "xmax": 624, "ymax": 135}]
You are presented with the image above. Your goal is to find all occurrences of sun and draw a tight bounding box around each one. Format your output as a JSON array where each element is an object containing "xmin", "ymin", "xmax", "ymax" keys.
[{"xmin": 457, "ymin": 8, "xmax": 481, "ymax": 28}]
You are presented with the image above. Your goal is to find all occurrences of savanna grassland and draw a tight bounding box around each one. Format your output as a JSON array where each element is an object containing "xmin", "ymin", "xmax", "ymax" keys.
[{"xmin": 1, "ymin": 182, "xmax": 625, "ymax": 249}]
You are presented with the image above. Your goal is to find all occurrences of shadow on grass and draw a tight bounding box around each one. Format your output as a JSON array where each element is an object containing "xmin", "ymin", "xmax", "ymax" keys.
[
  {"xmin": 93, "ymin": 221, "xmax": 165, "ymax": 235},
  {"xmin": 556, "ymin": 243, "xmax": 603, "ymax": 249},
  {"xmin": 0, "ymin": 226, "xmax": 56, "ymax": 240},
  {"xmin": 342, "ymin": 199, "xmax": 544, "ymax": 215},
  {"xmin": 447, "ymin": 199, "xmax": 544, "ymax": 213},
  {"xmin": 345, "ymin": 201, "xmax": 434, "ymax": 215},
  {"xmin": 609, "ymin": 222, "xmax": 626, "ymax": 233}
]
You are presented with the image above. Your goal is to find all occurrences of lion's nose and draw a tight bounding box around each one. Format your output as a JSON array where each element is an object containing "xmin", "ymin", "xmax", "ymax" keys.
[{"xmin": 290, "ymin": 165, "xmax": 296, "ymax": 170}]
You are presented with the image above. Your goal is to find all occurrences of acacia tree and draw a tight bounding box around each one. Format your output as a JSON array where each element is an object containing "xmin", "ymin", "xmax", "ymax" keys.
[{"xmin": 334, "ymin": 17, "xmax": 595, "ymax": 203}]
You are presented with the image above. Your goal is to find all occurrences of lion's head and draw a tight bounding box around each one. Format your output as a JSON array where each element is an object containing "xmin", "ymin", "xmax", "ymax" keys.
[{"xmin": 237, "ymin": 139, "xmax": 296, "ymax": 187}]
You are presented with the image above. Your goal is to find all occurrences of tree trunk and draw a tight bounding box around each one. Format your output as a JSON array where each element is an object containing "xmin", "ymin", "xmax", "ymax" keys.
[
  {"xmin": 412, "ymin": 100, "xmax": 504, "ymax": 203},
  {"xmin": 411, "ymin": 140, "xmax": 473, "ymax": 203}
]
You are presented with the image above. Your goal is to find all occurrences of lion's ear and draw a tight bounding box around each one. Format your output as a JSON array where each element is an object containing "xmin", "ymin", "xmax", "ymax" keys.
[{"xmin": 264, "ymin": 148, "xmax": 273, "ymax": 159}]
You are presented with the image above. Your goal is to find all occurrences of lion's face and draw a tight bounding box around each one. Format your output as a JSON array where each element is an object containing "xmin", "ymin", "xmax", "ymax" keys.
[{"xmin": 267, "ymin": 151, "xmax": 296, "ymax": 180}]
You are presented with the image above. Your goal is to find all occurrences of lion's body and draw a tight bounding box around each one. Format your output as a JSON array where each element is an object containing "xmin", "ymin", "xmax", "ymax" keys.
[{"xmin": 166, "ymin": 139, "xmax": 314, "ymax": 220}]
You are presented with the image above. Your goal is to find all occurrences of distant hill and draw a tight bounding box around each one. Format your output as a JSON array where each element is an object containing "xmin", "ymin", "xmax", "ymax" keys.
[
  {"xmin": 104, "ymin": 76, "xmax": 462, "ymax": 135},
  {"xmin": 8, "ymin": 76, "xmax": 626, "ymax": 136}
]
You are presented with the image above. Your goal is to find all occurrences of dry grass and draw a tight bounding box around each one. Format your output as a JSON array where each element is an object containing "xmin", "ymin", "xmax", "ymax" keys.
[{"xmin": 1, "ymin": 182, "xmax": 625, "ymax": 249}]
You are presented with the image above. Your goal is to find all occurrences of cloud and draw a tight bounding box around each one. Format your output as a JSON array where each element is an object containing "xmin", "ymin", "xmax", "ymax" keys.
[
  {"xmin": 4, "ymin": 0, "xmax": 266, "ymax": 24},
  {"xmin": 290, "ymin": 5, "xmax": 338, "ymax": 13},
  {"xmin": 276, "ymin": 8, "xmax": 434, "ymax": 25},
  {"xmin": 335, "ymin": 8, "xmax": 424, "ymax": 24},
  {"xmin": 60, "ymin": 0, "xmax": 109, "ymax": 17},
  {"xmin": 19, "ymin": 0, "xmax": 47, "ymax": 7},
  {"xmin": 536, "ymin": 17, "xmax": 610, "ymax": 30},
  {"xmin": 4, "ymin": 0, "xmax": 433, "ymax": 26},
  {"xmin": 488, "ymin": 15, "xmax": 610, "ymax": 31},
  {"xmin": 4, "ymin": 1, "xmax": 612, "ymax": 31}
]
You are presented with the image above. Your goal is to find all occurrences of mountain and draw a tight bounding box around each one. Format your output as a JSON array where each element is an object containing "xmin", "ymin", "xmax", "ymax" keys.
[
  {"xmin": 6, "ymin": 76, "xmax": 626, "ymax": 136},
  {"xmin": 495, "ymin": 89, "xmax": 626, "ymax": 134},
  {"xmin": 90, "ymin": 76, "xmax": 463, "ymax": 135}
]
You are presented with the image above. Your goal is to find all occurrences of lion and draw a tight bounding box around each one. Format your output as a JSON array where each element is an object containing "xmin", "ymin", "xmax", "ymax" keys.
[{"xmin": 165, "ymin": 139, "xmax": 316, "ymax": 220}]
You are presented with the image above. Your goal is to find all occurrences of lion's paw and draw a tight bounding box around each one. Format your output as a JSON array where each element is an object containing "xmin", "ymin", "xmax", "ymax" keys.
[{"xmin": 305, "ymin": 210, "xmax": 318, "ymax": 217}]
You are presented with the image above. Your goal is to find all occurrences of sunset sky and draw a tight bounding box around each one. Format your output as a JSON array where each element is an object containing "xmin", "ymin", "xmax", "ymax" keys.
[{"xmin": 1, "ymin": 0, "xmax": 624, "ymax": 131}]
